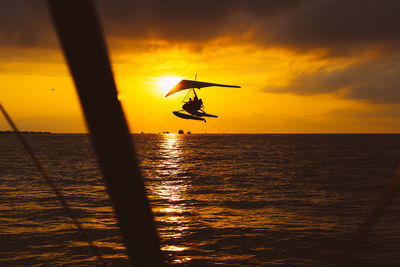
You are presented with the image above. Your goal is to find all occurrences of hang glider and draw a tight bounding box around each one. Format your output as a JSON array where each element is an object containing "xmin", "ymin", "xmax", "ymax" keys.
[
  {"xmin": 165, "ymin": 79, "xmax": 241, "ymax": 97},
  {"xmin": 165, "ymin": 77, "xmax": 241, "ymax": 122}
]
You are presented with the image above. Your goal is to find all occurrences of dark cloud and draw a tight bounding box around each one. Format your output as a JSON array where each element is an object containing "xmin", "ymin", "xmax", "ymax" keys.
[
  {"xmin": 96, "ymin": 0, "xmax": 400, "ymax": 54},
  {"xmin": 97, "ymin": 0, "xmax": 300, "ymax": 43},
  {"xmin": 2, "ymin": 0, "xmax": 399, "ymax": 53},
  {"xmin": 264, "ymin": 56, "xmax": 400, "ymax": 103},
  {"xmin": 0, "ymin": 0, "xmax": 54, "ymax": 47},
  {"xmin": 258, "ymin": 0, "xmax": 400, "ymax": 53},
  {"xmin": 0, "ymin": 0, "xmax": 301, "ymax": 48}
]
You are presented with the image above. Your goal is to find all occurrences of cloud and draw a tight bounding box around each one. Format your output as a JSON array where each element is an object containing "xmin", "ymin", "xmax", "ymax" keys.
[
  {"xmin": 0, "ymin": 0, "xmax": 54, "ymax": 47},
  {"xmin": 96, "ymin": 0, "xmax": 400, "ymax": 55},
  {"xmin": 0, "ymin": 0, "xmax": 301, "ymax": 48},
  {"xmin": 264, "ymin": 56, "xmax": 400, "ymax": 103},
  {"xmin": 255, "ymin": 0, "xmax": 400, "ymax": 54},
  {"xmin": 97, "ymin": 0, "xmax": 300, "ymax": 44},
  {"xmin": 2, "ymin": 0, "xmax": 399, "ymax": 54}
]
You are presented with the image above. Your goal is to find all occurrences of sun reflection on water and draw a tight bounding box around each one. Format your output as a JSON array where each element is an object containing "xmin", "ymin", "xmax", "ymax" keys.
[
  {"xmin": 150, "ymin": 133, "xmax": 191, "ymax": 262},
  {"xmin": 161, "ymin": 245, "xmax": 187, "ymax": 252}
]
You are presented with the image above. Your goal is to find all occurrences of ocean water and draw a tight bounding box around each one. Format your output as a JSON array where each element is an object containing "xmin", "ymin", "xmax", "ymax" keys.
[{"xmin": 1, "ymin": 134, "xmax": 400, "ymax": 266}]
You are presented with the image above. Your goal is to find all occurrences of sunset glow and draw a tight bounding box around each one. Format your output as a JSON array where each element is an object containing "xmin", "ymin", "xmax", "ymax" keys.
[
  {"xmin": 3, "ymin": 2, "xmax": 400, "ymax": 267},
  {"xmin": 1, "ymin": 1, "xmax": 400, "ymax": 133},
  {"xmin": 157, "ymin": 76, "xmax": 182, "ymax": 96}
]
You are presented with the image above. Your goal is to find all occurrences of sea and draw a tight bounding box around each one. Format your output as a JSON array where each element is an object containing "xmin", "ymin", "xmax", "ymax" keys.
[{"xmin": 1, "ymin": 133, "xmax": 400, "ymax": 266}]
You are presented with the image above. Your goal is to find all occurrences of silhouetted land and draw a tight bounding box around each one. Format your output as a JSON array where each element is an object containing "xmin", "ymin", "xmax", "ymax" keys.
[{"xmin": 0, "ymin": 130, "xmax": 51, "ymax": 134}]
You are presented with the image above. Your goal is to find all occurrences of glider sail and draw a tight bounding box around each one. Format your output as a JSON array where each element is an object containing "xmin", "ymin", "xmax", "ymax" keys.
[{"xmin": 165, "ymin": 79, "xmax": 241, "ymax": 97}]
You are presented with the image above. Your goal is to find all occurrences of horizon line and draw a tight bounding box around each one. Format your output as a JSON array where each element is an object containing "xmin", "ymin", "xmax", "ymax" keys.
[{"xmin": 2, "ymin": 131, "xmax": 400, "ymax": 135}]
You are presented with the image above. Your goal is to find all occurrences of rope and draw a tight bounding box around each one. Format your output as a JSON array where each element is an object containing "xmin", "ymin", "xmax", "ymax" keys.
[{"xmin": 0, "ymin": 103, "xmax": 107, "ymax": 266}]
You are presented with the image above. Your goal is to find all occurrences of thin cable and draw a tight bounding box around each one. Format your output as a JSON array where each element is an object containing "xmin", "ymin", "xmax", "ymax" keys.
[
  {"xmin": 0, "ymin": 103, "xmax": 107, "ymax": 266},
  {"xmin": 182, "ymin": 87, "xmax": 192, "ymax": 103}
]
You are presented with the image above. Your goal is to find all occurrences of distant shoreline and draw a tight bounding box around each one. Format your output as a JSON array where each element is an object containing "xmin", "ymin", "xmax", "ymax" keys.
[{"xmin": 0, "ymin": 130, "xmax": 52, "ymax": 135}]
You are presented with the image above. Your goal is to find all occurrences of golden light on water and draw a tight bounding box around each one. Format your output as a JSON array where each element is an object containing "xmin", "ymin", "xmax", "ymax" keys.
[
  {"xmin": 161, "ymin": 245, "xmax": 187, "ymax": 252},
  {"xmin": 154, "ymin": 134, "xmax": 188, "ymax": 212},
  {"xmin": 163, "ymin": 133, "xmax": 179, "ymax": 150},
  {"xmin": 150, "ymin": 133, "xmax": 191, "ymax": 261},
  {"xmin": 157, "ymin": 76, "xmax": 182, "ymax": 95}
]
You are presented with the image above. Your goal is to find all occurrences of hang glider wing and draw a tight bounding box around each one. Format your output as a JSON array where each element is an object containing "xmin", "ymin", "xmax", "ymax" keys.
[{"xmin": 165, "ymin": 79, "xmax": 241, "ymax": 97}]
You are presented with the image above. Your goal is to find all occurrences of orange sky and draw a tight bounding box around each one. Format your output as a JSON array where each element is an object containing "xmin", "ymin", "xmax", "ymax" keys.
[{"xmin": 1, "ymin": 0, "xmax": 400, "ymax": 133}]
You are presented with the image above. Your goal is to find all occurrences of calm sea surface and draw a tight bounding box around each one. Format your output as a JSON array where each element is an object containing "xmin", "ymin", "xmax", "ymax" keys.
[{"xmin": 1, "ymin": 134, "xmax": 400, "ymax": 266}]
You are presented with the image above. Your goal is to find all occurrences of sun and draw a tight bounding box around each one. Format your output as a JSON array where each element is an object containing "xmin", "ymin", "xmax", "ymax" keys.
[{"xmin": 157, "ymin": 76, "xmax": 182, "ymax": 95}]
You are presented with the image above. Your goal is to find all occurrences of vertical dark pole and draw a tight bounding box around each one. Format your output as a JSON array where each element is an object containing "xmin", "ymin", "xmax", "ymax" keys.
[{"xmin": 46, "ymin": 1, "xmax": 164, "ymax": 265}]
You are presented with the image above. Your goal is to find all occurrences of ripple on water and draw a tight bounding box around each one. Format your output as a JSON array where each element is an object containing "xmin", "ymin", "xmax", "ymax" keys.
[{"xmin": 1, "ymin": 134, "xmax": 400, "ymax": 266}]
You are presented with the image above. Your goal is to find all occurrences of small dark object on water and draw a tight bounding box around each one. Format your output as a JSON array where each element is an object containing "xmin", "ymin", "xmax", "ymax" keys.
[{"xmin": 178, "ymin": 130, "xmax": 184, "ymax": 134}]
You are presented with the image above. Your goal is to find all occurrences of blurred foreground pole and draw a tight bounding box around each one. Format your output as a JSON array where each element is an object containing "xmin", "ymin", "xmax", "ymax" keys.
[{"xmin": 47, "ymin": 1, "xmax": 164, "ymax": 265}]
